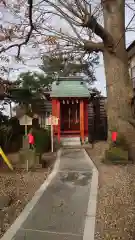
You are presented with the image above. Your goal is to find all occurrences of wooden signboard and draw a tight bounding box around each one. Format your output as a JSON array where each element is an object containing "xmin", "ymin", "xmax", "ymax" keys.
[
  {"xmin": 19, "ymin": 114, "xmax": 32, "ymax": 126},
  {"xmin": 46, "ymin": 116, "xmax": 59, "ymax": 126}
]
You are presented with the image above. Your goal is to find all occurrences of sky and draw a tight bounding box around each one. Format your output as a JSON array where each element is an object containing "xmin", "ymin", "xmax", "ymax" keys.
[{"xmin": 1, "ymin": 0, "xmax": 135, "ymax": 114}]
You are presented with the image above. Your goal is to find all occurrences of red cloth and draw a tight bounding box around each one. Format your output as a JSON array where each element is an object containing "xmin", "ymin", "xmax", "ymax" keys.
[
  {"xmin": 28, "ymin": 133, "xmax": 34, "ymax": 144},
  {"xmin": 112, "ymin": 132, "xmax": 117, "ymax": 142}
]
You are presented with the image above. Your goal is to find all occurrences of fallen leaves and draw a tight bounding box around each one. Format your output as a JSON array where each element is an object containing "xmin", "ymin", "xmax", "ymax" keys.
[
  {"xmin": 0, "ymin": 169, "xmax": 48, "ymax": 237},
  {"xmin": 87, "ymin": 142, "xmax": 135, "ymax": 240}
]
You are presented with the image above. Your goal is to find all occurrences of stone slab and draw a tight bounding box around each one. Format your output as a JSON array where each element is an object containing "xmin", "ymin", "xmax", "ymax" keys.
[
  {"xmin": 12, "ymin": 229, "xmax": 82, "ymax": 240},
  {"xmin": 59, "ymin": 149, "xmax": 92, "ymax": 171},
  {"xmin": 20, "ymin": 171, "xmax": 91, "ymax": 235}
]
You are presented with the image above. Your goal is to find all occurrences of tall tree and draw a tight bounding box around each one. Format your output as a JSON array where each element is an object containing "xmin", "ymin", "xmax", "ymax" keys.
[
  {"xmin": 17, "ymin": 53, "xmax": 98, "ymax": 91},
  {"xmin": 17, "ymin": 71, "xmax": 50, "ymax": 91},
  {"xmin": 40, "ymin": 53, "xmax": 98, "ymax": 84}
]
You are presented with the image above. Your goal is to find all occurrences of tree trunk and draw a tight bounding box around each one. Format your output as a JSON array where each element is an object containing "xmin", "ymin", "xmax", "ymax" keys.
[{"xmin": 103, "ymin": 0, "xmax": 135, "ymax": 159}]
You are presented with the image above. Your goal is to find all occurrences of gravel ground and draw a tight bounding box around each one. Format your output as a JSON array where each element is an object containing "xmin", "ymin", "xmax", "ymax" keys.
[
  {"xmin": 86, "ymin": 142, "xmax": 135, "ymax": 240},
  {"xmin": 0, "ymin": 161, "xmax": 54, "ymax": 238}
]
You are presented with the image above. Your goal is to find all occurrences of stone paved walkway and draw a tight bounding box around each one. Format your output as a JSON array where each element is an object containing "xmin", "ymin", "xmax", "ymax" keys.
[{"xmin": 12, "ymin": 148, "xmax": 93, "ymax": 240}]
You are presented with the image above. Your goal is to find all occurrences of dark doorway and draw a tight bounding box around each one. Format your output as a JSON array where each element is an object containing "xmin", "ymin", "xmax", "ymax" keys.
[{"xmin": 60, "ymin": 101, "xmax": 80, "ymax": 133}]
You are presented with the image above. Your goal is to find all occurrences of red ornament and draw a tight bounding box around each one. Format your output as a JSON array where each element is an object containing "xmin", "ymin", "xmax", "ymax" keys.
[{"xmin": 112, "ymin": 132, "xmax": 117, "ymax": 142}]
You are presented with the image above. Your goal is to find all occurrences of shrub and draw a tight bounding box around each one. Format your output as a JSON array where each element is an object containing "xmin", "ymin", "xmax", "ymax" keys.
[
  {"xmin": 104, "ymin": 146, "xmax": 128, "ymax": 164},
  {"xmin": 0, "ymin": 121, "xmax": 22, "ymax": 153},
  {"xmin": 33, "ymin": 128, "xmax": 51, "ymax": 154}
]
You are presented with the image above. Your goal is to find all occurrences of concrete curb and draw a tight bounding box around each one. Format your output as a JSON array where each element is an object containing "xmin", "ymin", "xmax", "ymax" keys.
[
  {"xmin": 1, "ymin": 149, "xmax": 62, "ymax": 240},
  {"xmin": 83, "ymin": 149, "xmax": 99, "ymax": 240}
]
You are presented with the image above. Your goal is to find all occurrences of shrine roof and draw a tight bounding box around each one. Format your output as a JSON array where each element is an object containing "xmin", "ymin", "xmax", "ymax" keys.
[{"xmin": 51, "ymin": 77, "xmax": 90, "ymax": 98}]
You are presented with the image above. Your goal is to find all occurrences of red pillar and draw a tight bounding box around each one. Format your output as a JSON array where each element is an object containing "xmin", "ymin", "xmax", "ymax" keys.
[
  {"xmin": 80, "ymin": 100, "xmax": 84, "ymax": 143},
  {"xmin": 84, "ymin": 101, "xmax": 88, "ymax": 137},
  {"xmin": 57, "ymin": 100, "xmax": 60, "ymax": 143}
]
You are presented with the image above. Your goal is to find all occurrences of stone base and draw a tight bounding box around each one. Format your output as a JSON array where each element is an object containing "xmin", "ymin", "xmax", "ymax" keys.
[
  {"xmin": 41, "ymin": 152, "xmax": 56, "ymax": 161},
  {"xmin": 12, "ymin": 150, "xmax": 38, "ymax": 169},
  {"xmin": 41, "ymin": 152, "xmax": 56, "ymax": 168}
]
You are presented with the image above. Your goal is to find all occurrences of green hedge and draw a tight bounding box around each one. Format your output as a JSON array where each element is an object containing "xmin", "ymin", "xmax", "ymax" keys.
[{"xmin": 33, "ymin": 128, "xmax": 51, "ymax": 154}]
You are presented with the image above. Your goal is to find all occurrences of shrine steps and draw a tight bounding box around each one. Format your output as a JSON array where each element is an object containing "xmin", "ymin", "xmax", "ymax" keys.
[{"xmin": 60, "ymin": 137, "xmax": 81, "ymax": 146}]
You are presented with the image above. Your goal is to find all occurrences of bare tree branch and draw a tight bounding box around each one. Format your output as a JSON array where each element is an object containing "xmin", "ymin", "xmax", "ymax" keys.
[
  {"xmin": 42, "ymin": 0, "xmax": 81, "ymax": 26},
  {"xmin": 74, "ymin": 0, "xmax": 85, "ymax": 17},
  {"xmin": 82, "ymin": 15, "xmax": 114, "ymax": 49},
  {"xmin": 0, "ymin": 0, "xmax": 107, "ymax": 63},
  {"xmin": 0, "ymin": 0, "xmax": 34, "ymax": 57},
  {"xmin": 84, "ymin": 40, "xmax": 104, "ymax": 52},
  {"xmin": 43, "ymin": 0, "xmax": 114, "ymax": 51},
  {"xmin": 126, "ymin": 3, "xmax": 135, "ymax": 12},
  {"xmin": 35, "ymin": 10, "xmax": 83, "ymax": 42},
  {"xmin": 58, "ymin": 0, "xmax": 82, "ymax": 20}
]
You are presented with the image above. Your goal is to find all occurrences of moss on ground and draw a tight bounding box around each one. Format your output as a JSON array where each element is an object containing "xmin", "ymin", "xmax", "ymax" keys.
[
  {"xmin": 102, "ymin": 132, "xmax": 130, "ymax": 164},
  {"xmin": 103, "ymin": 146, "xmax": 129, "ymax": 164}
]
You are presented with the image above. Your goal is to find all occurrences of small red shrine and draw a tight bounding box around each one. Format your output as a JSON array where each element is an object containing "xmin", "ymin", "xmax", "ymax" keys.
[{"xmin": 50, "ymin": 77, "xmax": 90, "ymax": 144}]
